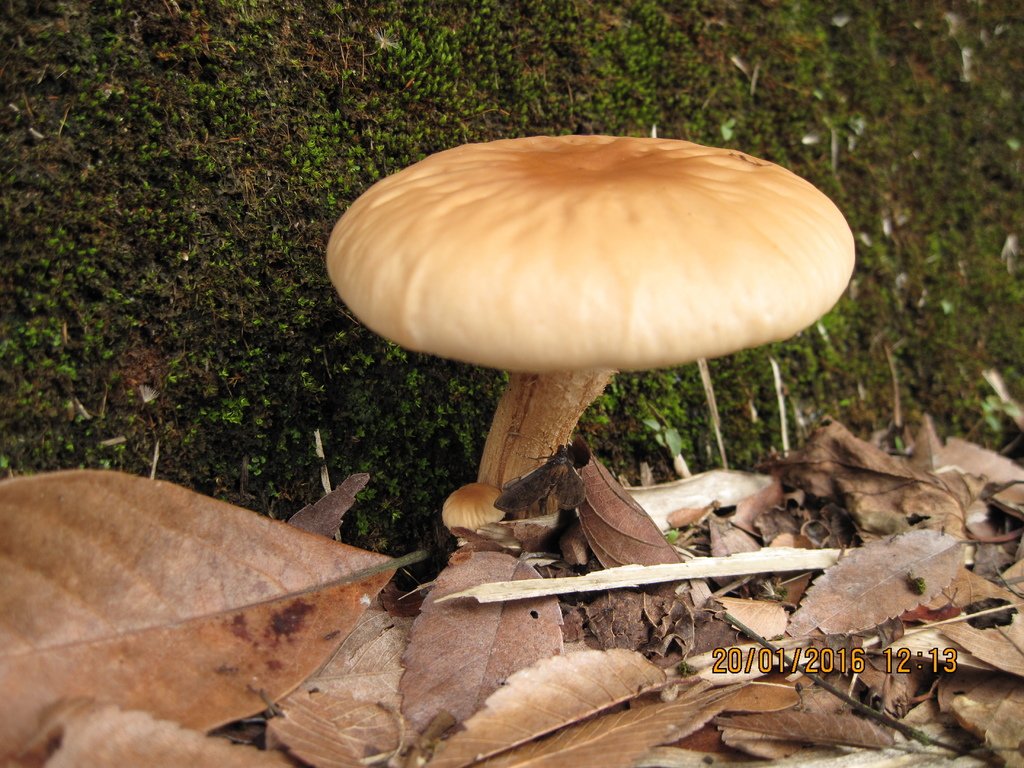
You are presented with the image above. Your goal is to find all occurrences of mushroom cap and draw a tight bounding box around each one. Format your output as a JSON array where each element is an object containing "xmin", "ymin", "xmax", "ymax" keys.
[
  {"xmin": 441, "ymin": 482, "xmax": 504, "ymax": 530},
  {"xmin": 327, "ymin": 135, "xmax": 855, "ymax": 373}
]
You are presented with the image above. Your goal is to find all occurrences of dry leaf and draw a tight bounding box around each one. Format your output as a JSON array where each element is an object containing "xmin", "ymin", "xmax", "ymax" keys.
[
  {"xmin": 718, "ymin": 727, "xmax": 802, "ymax": 760},
  {"xmin": 946, "ymin": 674, "xmax": 1024, "ymax": 766},
  {"xmin": 717, "ymin": 598, "xmax": 788, "ymax": 640},
  {"xmin": 725, "ymin": 679, "xmax": 801, "ymax": 713},
  {"xmin": 10, "ymin": 699, "xmax": 292, "ymax": 768},
  {"xmin": 300, "ymin": 605, "xmax": 412, "ymax": 703},
  {"xmin": 772, "ymin": 421, "xmax": 973, "ymax": 535},
  {"xmin": 626, "ymin": 471, "xmax": 774, "ymax": 531},
  {"xmin": 288, "ymin": 473, "xmax": 370, "ymax": 538},
  {"xmin": 935, "ymin": 438, "xmax": 1024, "ymax": 505},
  {"xmin": 0, "ymin": 470, "xmax": 393, "ymax": 754},
  {"xmin": 941, "ymin": 613, "xmax": 1024, "ymax": 679},
  {"xmin": 428, "ymin": 649, "xmax": 665, "ymax": 768},
  {"xmin": 936, "ymin": 567, "xmax": 1024, "ymax": 678},
  {"xmin": 787, "ymin": 529, "xmax": 961, "ymax": 636},
  {"xmin": 400, "ymin": 551, "xmax": 563, "ymax": 735},
  {"xmin": 717, "ymin": 711, "xmax": 895, "ymax": 750},
  {"xmin": 267, "ymin": 690, "xmax": 399, "ymax": 768},
  {"xmin": 708, "ymin": 515, "xmax": 761, "ymax": 557},
  {"xmin": 269, "ymin": 606, "xmax": 412, "ymax": 763},
  {"xmin": 475, "ymin": 681, "xmax": 734, "ymax": 768},
  {"xmin": 578, "ymin": 460, "xmax": 682, "ymax": 568}
]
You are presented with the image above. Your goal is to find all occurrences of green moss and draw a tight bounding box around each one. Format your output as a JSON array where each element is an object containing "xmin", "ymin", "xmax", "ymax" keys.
[{"xmin": 2, "ymin": 1, "xmax": 1021, "ymax": 556}]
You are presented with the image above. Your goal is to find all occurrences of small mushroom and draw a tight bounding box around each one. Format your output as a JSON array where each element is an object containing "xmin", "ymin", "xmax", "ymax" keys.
[
  {"xmin": 441, "ymin": 482, "xmax": 503, "ymax": 531},
  {"xmin": 327, "ymin": 136, "xmax": 854, "ymax": 518}
]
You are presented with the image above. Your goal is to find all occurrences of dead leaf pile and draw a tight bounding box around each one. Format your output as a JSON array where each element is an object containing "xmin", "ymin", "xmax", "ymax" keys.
[{"xmin": 3, "ymin": 416, "xmax": 1024, "ymax": 766}]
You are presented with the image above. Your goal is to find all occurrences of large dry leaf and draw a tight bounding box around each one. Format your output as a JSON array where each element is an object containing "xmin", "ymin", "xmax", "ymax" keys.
[
  {"xmin": 772, "ymin": 421, "xmax": 974, "ymax": 535},
  {"xmin": 578, "ymin": 459, "xmax": 682, "ymax": 568},
  {"xmin": 400, "ymin": 551, "xmax": 563, "ymax": 735},
  {"xmin": 787, "ymin": 530, "xmax": 960, "ymax": 637},
  {"xmin": 717, "ymin": 711, "xmax": 894, "ymax": 750},
  {"xmin": 428, "ymin": 649, "xmax": 665, "ymax": 768},
  {"xmin": 0, "ymin": 470, "xmax": 393, "ymax": 754},
  {"xmin": 10, "ymin": 699, "xmax": 292, "ymax": 768},
  {"xmin": 475, "ymin": 681, "xmax": 734, "ymax": 768}
]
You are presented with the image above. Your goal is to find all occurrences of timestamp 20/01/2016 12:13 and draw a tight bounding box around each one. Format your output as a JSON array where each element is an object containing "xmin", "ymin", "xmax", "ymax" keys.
[{"xmin": 709, "ymin": 645, "xmax": 959, "ymax": 675}]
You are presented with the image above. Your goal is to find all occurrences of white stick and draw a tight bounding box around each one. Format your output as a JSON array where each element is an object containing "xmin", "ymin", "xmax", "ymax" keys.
[
  {"xmin": 697, "ymin": 358, "xmax": 728, "ymax": 469},
  {"xmin": 149, "ymin": 439, "xmax": 160, "ymax": 480},
  {"xmin": 313, "ymin": 429, "xmax": 332, "ymax": 494},
  {"xmin": 435, "ymin": 548, "xmax": 840, "ymax": 603},
  {"xmin": 769, "ymin": 357, "xmax": 789, "ymax": 455}
]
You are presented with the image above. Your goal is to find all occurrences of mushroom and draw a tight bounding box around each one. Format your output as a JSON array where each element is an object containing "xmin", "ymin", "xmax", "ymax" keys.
[
  {"xmin": 326, "ymin": 135, "xmax": 854, "ymax": 524},
  {"xmin": 441, "ymin": 482, "xmax": 503, "ymax": 531}
]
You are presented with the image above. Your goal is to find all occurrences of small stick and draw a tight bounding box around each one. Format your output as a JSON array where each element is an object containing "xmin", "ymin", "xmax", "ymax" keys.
[
  {"xmin": 769, "ymin": 357, "xmax": 789, "ymax": 455},
  {"xmin": 149, "ymin": 439, "xmax": 160, "ymax": 480},
  {"xmin": 314, "ymin": 429, "xmax": 332, "ymax": 494},
  {"xmin": 436, "ymin": 548, "xmax": 840, "ymax": 603},
  {"xmin": 698, "ymin": 358, "xmax": 728, "ymax": 469},
  {"xmin": 883, "ymin": 343, "xmax": 903, "ymax": 431}
]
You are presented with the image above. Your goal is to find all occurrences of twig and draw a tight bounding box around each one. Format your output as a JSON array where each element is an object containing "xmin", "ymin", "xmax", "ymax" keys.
[
  {"xmin": 883, "ymin": 343, "xmax": 903, "ymax": 430},
  {"xmin": 721, "ymin": 612, "xmax": 980, "ymax": 758},
  {"xmin": 698, "ymin": 358, "xmax": 728, "ymax": 469},
  {"xmin": 314, "ymin": 429, "xmax": 331, "ymax": 494},
  {"xmin": 435, "ymin": 548, "xmax": 840, "ymax": 603},
  {"xmin": 769, "ymin": 357, "xmax": 789, "ymax": 455}
]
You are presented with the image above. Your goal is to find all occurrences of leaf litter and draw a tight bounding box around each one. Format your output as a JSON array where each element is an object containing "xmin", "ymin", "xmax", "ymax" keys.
[{"xmin": 2, "ymin": 417, "xmax": 1024, "ymax": 766}]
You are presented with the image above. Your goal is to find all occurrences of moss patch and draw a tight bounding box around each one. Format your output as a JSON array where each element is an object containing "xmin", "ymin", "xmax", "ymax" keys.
[{"xmin": 2, "ymin": 1, "xmax": 1021, "ymax": 554}]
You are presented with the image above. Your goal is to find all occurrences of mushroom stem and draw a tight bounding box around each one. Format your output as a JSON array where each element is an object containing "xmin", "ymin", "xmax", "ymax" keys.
[{"xmin": 477, "ymin": 369, "xmax": 615, "ymax": 490}]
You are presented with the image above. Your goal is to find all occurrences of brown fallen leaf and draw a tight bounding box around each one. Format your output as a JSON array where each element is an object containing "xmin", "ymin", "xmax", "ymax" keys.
[
  {"xmin": 724, "ymin": 678, "xmax": 801, "ymax": 713},
  {"xmin": 400, "ymin": 551, "xmax": 563, "ymax": 735},
  {"xmin": 267, "ymin": 690, "xmax": 398, "ymax": 768},
  {"xmin": 475, "ymin": 681, "xmax": 735, "ymax": 768},
  {"xmin": 934, "ymin": 438, "xmax": 1024, "ymax": 506},
  {"xmin": 708, "ymin": 515, "xmax": 761, "ymax": 558},
  {"xmin": 717, "ymin": 597, "xmax": 788, "ymax": 641},
  {"xmin": 10, "ymin": 698, "xmax": 293, "ymax": 768},
  {"xmin": 732, "ymin": 475, "xmax": 785, "ymax": 534},
  {"xmin": 578, "ymin": 459, "xmax": 681, "ymax": 568},
  {"xmin": 288, "ymin": 473, "xmax": 370, "ymax": 538},
  {"xmin": 269, "ymin": 605, "xmax": 412, "ymax": 763},
  {"xmin": 0, "ymin": 470, "xmax": 393, "ymax": 755},
  {"xmin": 427, "ymin": 649, "xmax": 665, "ymax": 768},
  {"xmin": 945, "ymin": 673, "xmax": 1024, "ymax": 766},
  {"xmin": 772, "ymin": 421, "xmax": 973, "ymax": 535},
  {"xmin": 931, "ymin": 566, "xmax": 1024, "ymax": 679},
  {"xmin": 716, "ymin": 711, "xmax": 895, "ymax": 750},
  {"xmin": 941, "ymin": 610, "xmax": 1024, "ymax": 678},
  {"xmin": 299, "ymin": 605, "xmax": 412, "ymax": 704},
  {"xmin": 718, "ymin": 727, "xmax": 802, "ymax": 760},
  {"xmin": 787, "ymin": 529, "xmax": 961, "ymax": 637}
]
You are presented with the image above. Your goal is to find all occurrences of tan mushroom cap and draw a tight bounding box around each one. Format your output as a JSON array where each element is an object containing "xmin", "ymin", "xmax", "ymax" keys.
[
  {"xmin": 441, "ymin": 482, "xmax": 503, "ymax": 530},
  {"xmin": 327, "ymin": 135, "xmax": 854, "ymax": 373}
]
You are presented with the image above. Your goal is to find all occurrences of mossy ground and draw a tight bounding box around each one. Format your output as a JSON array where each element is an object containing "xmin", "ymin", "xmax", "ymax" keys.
[{"xmin": 2, "ymin": 1, "xmax": 1021, "ymax": 556}]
